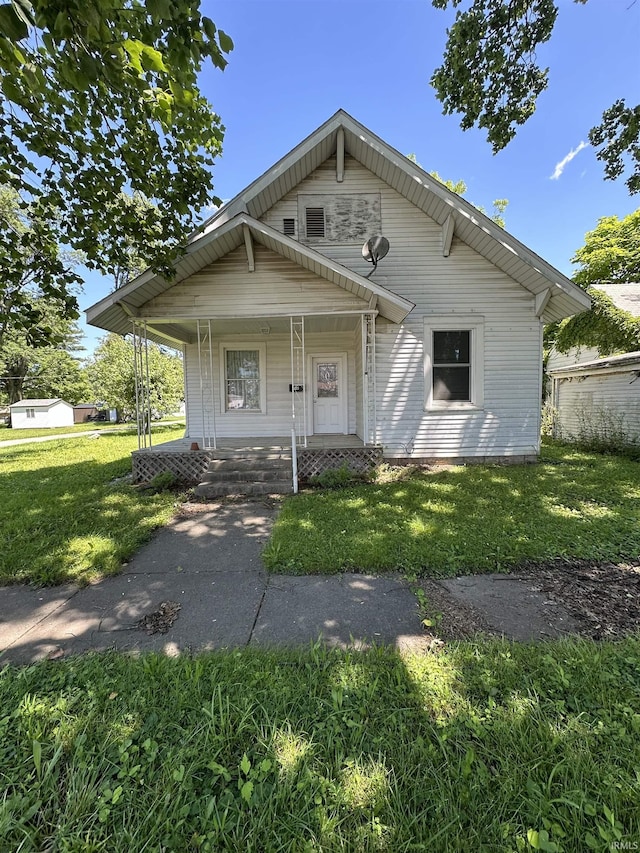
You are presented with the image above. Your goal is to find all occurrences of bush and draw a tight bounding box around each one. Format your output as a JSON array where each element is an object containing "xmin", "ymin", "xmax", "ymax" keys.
[
  {"xmin": 308, "ymin": 462, "xmax": 369, "ymax": 489},
  {"xmin": 146, "ymin": 470, "xmax": 177, "ymax": 492}
]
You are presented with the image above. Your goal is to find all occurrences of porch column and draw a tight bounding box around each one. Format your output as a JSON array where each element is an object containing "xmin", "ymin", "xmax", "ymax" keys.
[
  {"xmin": 362, "ymin": 312, "xmax": 376, "ymax": 445},
  {"xmin": 132, "ymin": 321, "xmax": 152, "ymax": 449},
  {"xmin": 290, "ymin": 316, "xmax": 307, "ymax": 448}
]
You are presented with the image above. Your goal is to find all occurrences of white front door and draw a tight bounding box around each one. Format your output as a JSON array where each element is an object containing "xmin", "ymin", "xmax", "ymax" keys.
[{"xmin": 311, "ymin": 355, "xmax": 347, "ymax": 434}]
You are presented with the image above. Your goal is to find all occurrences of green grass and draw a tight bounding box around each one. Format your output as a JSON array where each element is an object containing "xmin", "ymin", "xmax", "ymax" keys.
[
  {"xmin": 0, "ymin": 421, "xmax": 185, "ymax": 441},
  {"xmin": 264, "ymin": 441, "xmax": 640, "ymax": 576},
  {"xmin": 1, "ymin": 639, "xmax": 638, "ymax": 851},
  {"xmin": 0, "ymin": 426, "xmax": 186, "ymax": 586}
]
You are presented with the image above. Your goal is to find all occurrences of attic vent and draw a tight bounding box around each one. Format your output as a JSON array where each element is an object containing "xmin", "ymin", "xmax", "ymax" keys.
[
  {"xmin": 305, "ymin": 207, "xmax": 325, "ymax": 238},
  {"xmin": 283, "ymin": 218, "xmax": 295, "ymax": 236}
]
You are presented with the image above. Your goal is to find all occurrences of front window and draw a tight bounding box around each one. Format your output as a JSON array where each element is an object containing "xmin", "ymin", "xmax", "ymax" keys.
[
  {"xmin": 425, "ymin": 316, "xmax": 484, "ymax": 410},
  {"xmin": 225, "ymin": 349, "xmax": 261, "ymax": 411}
]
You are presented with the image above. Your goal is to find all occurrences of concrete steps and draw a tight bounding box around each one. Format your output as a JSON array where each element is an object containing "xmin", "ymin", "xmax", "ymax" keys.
[{"xmin": 194, "ymin": 451, "xmax": 293, "ymax": 498}]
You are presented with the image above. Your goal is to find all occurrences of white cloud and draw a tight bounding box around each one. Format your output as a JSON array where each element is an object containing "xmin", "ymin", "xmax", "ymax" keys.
[{"xmin": 550, "ymin": 141, "xmax": 588, "ymax": 180}]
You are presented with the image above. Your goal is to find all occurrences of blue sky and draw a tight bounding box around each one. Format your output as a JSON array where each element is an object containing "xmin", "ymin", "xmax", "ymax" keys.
[{"xmin": 80, "ymin": 0, "xmax": 640, "ymax": 353}]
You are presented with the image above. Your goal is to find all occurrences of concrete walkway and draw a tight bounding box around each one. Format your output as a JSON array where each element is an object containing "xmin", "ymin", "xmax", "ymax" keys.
[{"xmin": 0, "ymin": 503, "xmax": 429, "ymax": 665}]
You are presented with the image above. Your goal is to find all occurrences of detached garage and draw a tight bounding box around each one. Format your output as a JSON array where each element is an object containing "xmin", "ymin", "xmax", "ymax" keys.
[{"xmin": 10, "ymin": 399, "xmax": 74, "ymax": 429}]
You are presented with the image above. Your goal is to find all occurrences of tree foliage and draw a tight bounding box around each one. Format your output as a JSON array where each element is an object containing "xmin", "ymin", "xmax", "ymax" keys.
[
  {"xmin": 546, "ymin": 288, "xmax": 640, "ymax": 357},
  {"xmin": 0, "ymin": 0, "xmax": 232, "ymax": 343},
  {"xmin": 545, "ymin": 209, "xmax": 640, "ymax": 357},
  {"xmin": 87, "ymin": 333, "xmax": 183, "ymax": 419},
  {"xmin": 0, "ymin": 296, "xmax": 88, "ymax": 404},
  {"xmin": 431, "ymin": 0, "xmax": 640, "ymax": 194},
  {"xmin": 571, "ymin": 209, "xmax": 640, "ymax": 287},
  {"xmin": 0, "ymin": 185, "xmax": 81, "ymax": 349},
  {"xmin": 408, "ymin": 155, "xmax": 509, "ymax": 227}
]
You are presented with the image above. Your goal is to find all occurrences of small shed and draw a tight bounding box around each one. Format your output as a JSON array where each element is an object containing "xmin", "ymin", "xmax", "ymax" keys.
[
  {"xmin": 73, "ymin": 403, "xmax": 99, "ymax": 423},
  {"xmin": 9, "ymin": 398, "xmax": 75, "ymax": 429}
]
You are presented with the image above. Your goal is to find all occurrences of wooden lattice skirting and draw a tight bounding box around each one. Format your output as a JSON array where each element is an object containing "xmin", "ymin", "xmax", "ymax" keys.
[
  {"xmin": 297, "ymin": 446, "xmax": 383, "ymax": 480},
  {"xmin": 132, "ymin": 450, "xmax": 213, "ymax": 485},
  {"xmin": 132, "ymin": 446, "xmax": 384, "ymax": 486}
]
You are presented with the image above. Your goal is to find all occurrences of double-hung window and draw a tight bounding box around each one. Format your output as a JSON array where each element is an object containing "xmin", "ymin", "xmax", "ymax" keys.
[
  {"xmin": 221, "ymin": 345, "xmax": 266, "ymax": 413},
  {"xmin": 424, "ymin": 316, "xmax": 484, "ymax": 410}
]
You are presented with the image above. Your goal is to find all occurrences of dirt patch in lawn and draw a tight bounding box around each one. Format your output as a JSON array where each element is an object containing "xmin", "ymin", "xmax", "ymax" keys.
[{"xmin": 418, "ymin": 559, "xmax": 640, "ymax": 643}]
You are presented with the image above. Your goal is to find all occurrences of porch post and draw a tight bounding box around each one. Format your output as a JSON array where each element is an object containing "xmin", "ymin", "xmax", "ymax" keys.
[
  {"xmin": 208, "ymin": 319, "xmax": 217, "ymax": 450},
  {"xmin": 132, "ymin": 321, "xmax": 142, "ymax": 450},
  {"xmin": 363, "ymin": 312, "xmax": 377, "ymax": 445},
  {"xmin": 143, "ymin": 321, "xmax": 152, "ymax": 449},
  {"xmin": 196, "ymin": 319, "xmax": 205, "ymax": 450},
  {"xmin": 290, "ymin": 316, "xmax": 307, "ymax": 448}
]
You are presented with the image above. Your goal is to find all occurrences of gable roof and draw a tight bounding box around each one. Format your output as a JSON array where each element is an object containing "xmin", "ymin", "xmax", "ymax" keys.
[
  {"xmin": 195, "ymin": 109, "xmax": 590, "ymax": 324},
  {"xmin": 86, "ymin": 214, "xmax": 415, "ymax": 340},
  {"xmin": 592, "ymin": 283, "xmax": 640, "ymax": 316},
  {"xmin": 9, "ymin": 398, "xmax": 68, "ymax": 408},
  {"xmin": 87, "ymin": 110, "xmax": 590, "ymax": 341}
]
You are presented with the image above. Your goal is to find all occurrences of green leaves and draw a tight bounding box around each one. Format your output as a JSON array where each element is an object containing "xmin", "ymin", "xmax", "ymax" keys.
[
  {"xmin": 590, "ymin": 100, "xmax": 640, "ymax": 194},
  {"xmin": 431, "ymin": 1, "xmax": 639, "ymax": 193},
  {"xmin": 431, "ymin": 0, "xmax": 558, "ymax": 152},
  {"xmin": 0, "ymin": 0, "xmax": 232, "ymax": 344},
  {"xmin": 0, "ymin": 3, "xmax": 29, "ymax": 39}
]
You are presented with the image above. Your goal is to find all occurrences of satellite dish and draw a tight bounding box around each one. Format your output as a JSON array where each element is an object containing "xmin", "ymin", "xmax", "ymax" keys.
[
  {"xmin": 362, "ymin": 236, "xmax": 389, "ymax": 264},
  {"xmin": 362, "ymin": 236, "xmax": 389, "ymax": 278}
]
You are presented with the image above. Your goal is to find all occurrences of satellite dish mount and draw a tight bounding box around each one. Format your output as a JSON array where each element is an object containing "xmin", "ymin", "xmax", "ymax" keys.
[{"xmin": 362, "ymin": 235, "xmax": 390, "ymax": 278}]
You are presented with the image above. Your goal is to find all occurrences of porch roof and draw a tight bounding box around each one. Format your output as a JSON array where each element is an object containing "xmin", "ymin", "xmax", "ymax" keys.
[{"xmin": 86, "ymin": 214, "xmax": 415, "ymax": 346}]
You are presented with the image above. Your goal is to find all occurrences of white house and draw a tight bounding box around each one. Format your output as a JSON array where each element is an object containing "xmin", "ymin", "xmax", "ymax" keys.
[
  {"xmin": 10, "ymin": 399, "xmax": 74, "ymax": 429},
  {"xmin": 86, "ymin": 111, "xmax": 590, "ymax": 481},
  {"xmin": 547, "ymin": 283, "xmax": 640, "ymax": 444}
]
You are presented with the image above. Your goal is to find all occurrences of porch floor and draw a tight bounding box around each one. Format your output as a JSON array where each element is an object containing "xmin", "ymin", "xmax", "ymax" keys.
[{"xmin": 139, "ymin": 434, "xmax": 367, "ymax": 454}]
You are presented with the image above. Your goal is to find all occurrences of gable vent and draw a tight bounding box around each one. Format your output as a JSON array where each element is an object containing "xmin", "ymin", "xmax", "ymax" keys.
[
  {"xmin": 283, "ymin": 218, "xmax": 295, "ymax": 236},
  {"xmin": 305, "ymin": 207, "xmax": 325, "ymax": 238}
]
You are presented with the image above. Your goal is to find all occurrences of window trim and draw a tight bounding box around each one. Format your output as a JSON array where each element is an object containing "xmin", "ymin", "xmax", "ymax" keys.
[
  {"xmin": 219, "ymin": 343, "xmax": 267, "ymax": 414},
  {"xmin": 424, "ymin": 315, "xmax": 484, "ymax": 411}
]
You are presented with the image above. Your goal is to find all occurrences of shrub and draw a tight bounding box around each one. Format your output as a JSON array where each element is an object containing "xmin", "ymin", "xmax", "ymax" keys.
[
  {"xmin": 308, "ymin": 462, "xmax": 370, "ymax": 489},
  {"xmin": 146, "ymin": 470, "xmax": 177, "ymax": 492}
]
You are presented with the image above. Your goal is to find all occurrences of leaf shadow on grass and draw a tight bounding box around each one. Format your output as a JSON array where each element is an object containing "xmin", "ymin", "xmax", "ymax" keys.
[
  {"xmin": 266, "ymin": 445, "xmax": 640, "ymax": 576},
  {"xmin": 1, "ymin": 639, "xmax": 639, "ymax": 851},
  {"xmin": 0, "ymin": 443, "xmax": 179, "ymax": 586}
]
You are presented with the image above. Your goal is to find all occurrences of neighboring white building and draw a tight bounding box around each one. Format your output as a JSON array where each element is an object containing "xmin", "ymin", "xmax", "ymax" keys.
[
  {"xmin": 10, "ymin": 399, "xmax": 75, "ymax": 429},
  {"xmin": 547, "ymin": 283, "xmax": 640, "ymax": 445},
  {"xmin": 86, "ymin": 111, "xmax": 590, "ymax": 463}
]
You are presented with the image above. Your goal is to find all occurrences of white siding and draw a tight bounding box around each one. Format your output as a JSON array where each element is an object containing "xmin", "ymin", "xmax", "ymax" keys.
[
  {"xmin": 554, "ymin": 369, "xmax": 640, "ymax": 443},
  {"xmin": 184, "ymin": 331, "xmax": 359, "ymax": 441},
  {"xmin": 141, "ymin": 244, "xmax": 369, "ymax": 319},
  {"xmin": 263, "ymin": 156, "xmax": 542, "ymax": 457}
]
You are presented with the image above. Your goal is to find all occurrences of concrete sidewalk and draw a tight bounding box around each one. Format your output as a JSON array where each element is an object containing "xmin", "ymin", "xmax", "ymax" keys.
[{"xmin": 0, "ymin": 502, "xmax": 428, "ymax": 665}]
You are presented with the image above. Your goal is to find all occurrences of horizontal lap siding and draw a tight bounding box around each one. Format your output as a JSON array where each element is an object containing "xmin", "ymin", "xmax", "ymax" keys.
[
  {"xmin": 184, "ymin": 332, "xmax": 358, "ymax": 440},
  {"xmin": 141, "ymin": 244, "xmax": 368, "ymax": 319},
  {"xmin": 555, "ymin": 372, "xmax": 640, "ymax": 442},
  {"xmin": 263, "ymin": 156, "xmax": 541, "ymax": 457},
  {"xmin": 547, "ymin": 345, "xmax": 600, "ymax": 371}
]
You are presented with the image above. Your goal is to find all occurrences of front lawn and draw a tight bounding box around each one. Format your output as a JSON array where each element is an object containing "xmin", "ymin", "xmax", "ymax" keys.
[
  {"xmin": 0, "ymin": 426, "xmax": 186, "ymax": 586},
  {"xmin": 264, "ymin": 441, "xmax": 640, "ymax": 576},
  {"xmin": 0, "ymin": 421, "xmax": 185, "ymax": 442},
  {"xmin": 1, "ymin": 639, "xmax": 638, "ymax": 852}
]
